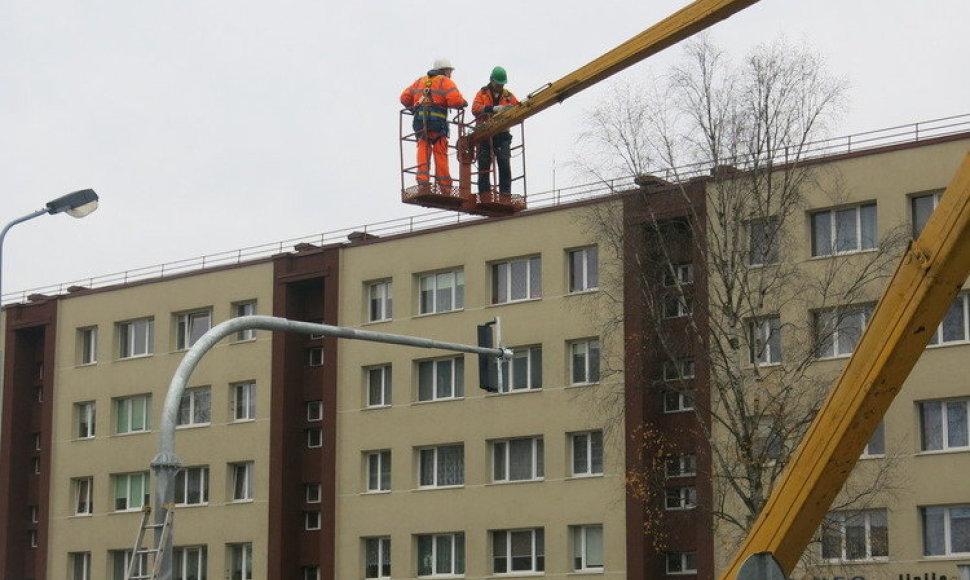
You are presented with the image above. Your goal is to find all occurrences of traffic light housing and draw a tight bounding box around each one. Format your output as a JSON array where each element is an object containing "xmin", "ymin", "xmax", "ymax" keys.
[{"xmin": 478, "ymin": 321, "xmax": 498, "ymax": 392}]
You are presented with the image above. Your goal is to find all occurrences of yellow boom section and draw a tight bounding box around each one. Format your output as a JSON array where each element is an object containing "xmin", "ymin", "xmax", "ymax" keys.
[
  {"xmin": 470, "ymin": 0, "xmax": 761, "ymax": 143},
  {"xmin": 720, "ymin": 153, "xmax": 970, "ymax": 579}
]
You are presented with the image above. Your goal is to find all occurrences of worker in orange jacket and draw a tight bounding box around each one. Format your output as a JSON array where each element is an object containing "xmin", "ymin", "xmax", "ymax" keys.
[
  {"xmin": 400, "ymin": 58, "xmax": 468, "ymax": 193},
  {"xmin": 471, "ymin": 66, "xmax": 520, "ymax": 195}
]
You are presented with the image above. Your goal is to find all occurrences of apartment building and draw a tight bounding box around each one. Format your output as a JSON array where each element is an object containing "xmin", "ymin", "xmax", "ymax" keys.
[{"xmin": 0, "ymin": 124, "xmax": 968, "ymax": 580}]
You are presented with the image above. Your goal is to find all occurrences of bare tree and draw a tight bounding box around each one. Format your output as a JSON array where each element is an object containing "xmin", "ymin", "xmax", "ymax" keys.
[{"xmin": 578, "ymin": 36, "xmax": 907, "ymax": 563}]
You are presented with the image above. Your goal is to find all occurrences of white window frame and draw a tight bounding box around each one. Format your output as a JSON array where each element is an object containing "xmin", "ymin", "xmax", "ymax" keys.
[
  {"xmin": 233, "ymin": 301, "xmax": 257, "ymax": 341},
  {"xmin": 663, "ymin": 263, "xmax": 694, "ymax": 287},
  {"xmin": 416, "ymin": 532, "xmax": 464, "ymax": 577},
  {"xmin": 78, "ymin": 326, "xmax": 98, "ymax": 365},
  {"xmin": 232, "ymin": 382, "xmax": 256, "ymax": 422},
  {"xmin": 571, "ymin": 431, "xmax": 603, "ymax": 477},
  {"xmin": 304, "ymin": 482, "xmax": 321, "ymax": 504},
  {"xmin": 306, "ymin": 428, "xmax": 323, "ymax": 449},
  {"xmin": 663, "ymin": 358, "xmax": 695, "ymax": 381},
  {"xmin": 113, "ymin": 472, "xmax": 149, "ymax": 512},
  {"xmin": 228, "ymin": 542, "xmax": 253, "ymax": 580},
  {"xmin": 919, "ymin": 398, "xmax": 970, "ymax": 452},
  {"xmin": 230, "ymin": 461, "xmax": 254, "ymax": 502},
  {"xmin": 928, "ymin": 292, "xmax": 970, "ymax": 346},
  {"xmin": 571, "ymin": 524, "xmax": 604, "ymax": 572},
  {"xmin": 492, "ymin": 437, "xmax": 544, "ymax": 483},
  {"xmin": 749, "ymin": 316, "xmax": 782, "ymax": 366},
  {"xmin": 665, "ymin": 485, "xmax": 697, "ymax": 510},
  {"xmin": 111, "ymin": 550, "xmax": 148, "ymax": 580},
  {"xmin": 418, "ymin": 444, "xmax": 464, "ymax": 488},
  {"xmin": 665, "ymin": 454, "xmax": 697, "ymax": 478},
  {"xmin": 75, "ymin": 401, "xmax": 96, "ymax": 439},
  {"xmin": 70, "ymin": 551, "xmax": 92, "ymax": 580},
  {"xmin": 417, "ymin": 356, "xmax": 464, "ymax": 402},
  {"xmin": 822, "ymin": 509, "xmax": 889, "ymax": 561},
  {"xmin": 497, "ymin": 346, "xmax": 542, "ymax": 393},
  {"xmin": 174, "ymin": 466, "xmax": 209, "ymax": 506},
  {"xmin": 418, "ymin": 269, "xmax": 464, "ymax": 314},
  {"xmin": 912, "ymin": 190, "xmax": 942, "ymax": 237},
  {"xmin": 364, "ymin": 536, "xmax": 391, "ymax": 579},
  {"xmin": 115, "ymin": 394, "xmax": 151, "ymax": 434},
  {"xmin": 921, "ymin": 504, "xmax": 970, "ymax": 556},
  {"xmin": 662, "ymin": 293, "xmax": 693, "ymax": 319},
  {"xmin": 811, "ymin": 202, "xmax": 878, "ymax": 257},
  {"xmin": 367, "ymin": 450, "xmax": 391, "ymax": 492},
  {"xmin": 306, "ymin": 400, "xmax": 323, "ymax": 422},
  {"xmin": 177, "ymin": 386, "xmax": 211, "ymax": 427},
  {"xmin": 569, "ymin": 338, "xmax": 600, "ymax": 385},
  {"xmin": 73, "ymin": 477, "xmax": 93, "ymax": 515},
  {"xmin": 862, "ymin": 421, "xmax": 886, "ymax": 457},
  {"xmin": 492, "ymin": 528, "xmax": 544, "ymax": 574},
  {"xmin": 173, "ymin": 546, "xmax": 207, "ymax": 580},
  {"xmin": 663, "ymin": 388, "xmax": 695, "ymax": 413},
  {"xmin": 815, "ymin": 305, "xmax": 873, "ymax": 359},
  {"xmin": 175, "ymin": 309, "xmax": 212, "ymax": 351},
  {"xmin": 118, "ymin": 317, "xmax": 154, "ymax": 359},
  {"xmin": 304, "ymin": 510, "xmax": 321, "ymax": 531},
  {"xmin": 308, "ymin": 346, "xmax": 324, "ymax": 367},
  {"xmin": 368, "ymin": 280, "xmax": 393, "ymax": 322},
  {"xmin": 666, "ymin": 551, "xmax": 697, "ymax": 575},
  {"xmin": 302, "ymin": 566, "xmax": 321, "ymax": 580},
  {"xmin": 366, "ymin": 365, "xmax": 392, "ymax": 408},
  {"xmin": 491, "ymin": 255, "xmax": 542, "ymax": 304},
  {"xmin": 748, "ymin": 216, "xmax": 780, "ymax": 266},
  {"xmin": 568, "ymin": 246, "xmax": 599, "ymax": 293}
]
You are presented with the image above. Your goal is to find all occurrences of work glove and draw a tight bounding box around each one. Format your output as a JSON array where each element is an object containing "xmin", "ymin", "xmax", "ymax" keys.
[{"xmin": 492, "ymin": 105, "xmax": 511, "ymax": 114}]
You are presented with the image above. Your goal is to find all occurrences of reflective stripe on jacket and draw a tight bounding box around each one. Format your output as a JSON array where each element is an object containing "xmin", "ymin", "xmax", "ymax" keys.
[
  {"xmin": 401, "ymin": 71, "xmax": 467, "ymax": 136},
  {"xmin": 471, "ymin": 86, "xmax": 520, "ymax": 124}
]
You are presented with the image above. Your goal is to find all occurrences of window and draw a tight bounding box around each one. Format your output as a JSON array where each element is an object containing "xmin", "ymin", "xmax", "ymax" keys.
[
  {"xmin": 823, "ymin": 509, "xmax": 889, "ymax": 561},
  {"xmin": 928, "ymin": 292, "xmax": 970, "ymax": 345},
  {"xmin": 302, "ymin": 566, "xmax": 320, "ymax": 580},
  {"xmin": 665, "ymin": 454, "xmax": 697, "ymax": 478},
  {"xmin": 419, "ymin": 269, "xmax": 464, "ymax": 314},
  {"xmin": 569, "ymin": 246, "xmax": 599, "ymax": 293},
  {"xmin": 663, "ymin": 358, "xmax": 695, "ymax": 381},
  {"xmin": 75, "ymin": 402, "xmax": 96, "ymax": 439},
  {"xmin": 569, "ymin": 339, "xmax": 600, "ymax": 384},
  {"xmin": 28, "ymin": 529, "xmax": 37, "ymax": 548},
  {"xmin": 308, "ymin": 346, "xmax": 324, "ymax": 366},
  {"xmin": 749, "ymin": 316, "xmax": 782, "ymax": 365},
  {"xmin": 119, "ymin": 318, "xmax": 154, "ymax": 358},
  {"xmin": 664, "ymin": 263, "xmax": 694, "ymax": 287},
  {"xmin": 368, "ymin": 280, "xmax": 393, "ymax": 322},
  {"xmin": 306, "ymin": 428, "xmax": 323, "ymax": 448},
  {"xmin": 418, "ymin": 444, "xmax": 464, "ymax": 487},
  {"xmin": 748, "ymin": 217, "xmax": 779, "ymax": 266},
  {"xmin": 306, "ymin": 400, "xmax": 323, "ymax": 422},
  {"xmin": 230, "ymin": 462, "xmax": 253, "ymax": 501},
  {"xmin": 492, "ymin": 528, "xmax": 544, "ymax": 574},
  {"xmin": 32, "ymin": 457, "xmax": 40, "ymax": 474},
  {"xmin": 812, "ymin": 203, "xmax": 877, "ymax": 256},
  {"xmin": 69, "ymin": 552, "xmax": 91, "ymax": 580},
  {"xmin": 754, "ymin": 419, "xmax": 785, "ymax": 461},
  {"xmin": 364, "ymin": 537, "xmax": 391, "ymax": 579},
  {"xmin": 922, "ymin": 505, "xmax": 970, "ymax": 556},
  {"xmin": 571, "ymin": 431, "xmax": 603, "ymax": 477},
  {"xmin": 417, "ymin": 532, "xmax": 464, "ymax": 577},
  {"xmin": 497, "ymin": 346, "xmax": 542, "ymax": 392},
  {"xmin": 664, "ymin": 388, "xmax": 695, "ymax": 413},
  {"xmin": 29, "ymin": 505, "xmax": 38, "ymax": 523},
  {"xmin": 113, "ymin": 472, "xmax": 149, "ymax": 511},
  {"xmin": 665, "ymin": 485, "xmax": 697, "ymax": 510},
  {"xmin": 111, "ymin": 550, "xmax": 148, "ymax": 580},
  {"xmin": 228, "ymin": 543, "xmax": 252, "ymax": 580},
  {"xmin": 176, "ymin": 310, "xmax": 212, "ymax": 350},
  {"xmin": 492, "ymin": 256, "xmax": 542, "ymax": 304},
  {"xmin": 417, "ymin": 356, "xmax": 464, "ymax": 401},
  {"xmin": 73, "ymin": 477, "xmax": 93, "ymax": 515},
  {"xmin": 304, "ymin": 510, "xmax": 321, "ymax": 530},
  {"xmin": 233, "ymin": 301, "xmax": 257, "ymax": 341},
  {"xmin": 78, "ymin": 327, "xmax": 97, "ymax": 365},
  {"xmin": 304, "ymin": 483, "xmax": 321, "ymax": 503},
  {"xmin": 232, "ymin": 382, "xmax": 256, "ymax": 421},
  {"xmin": 367, "ymin": 450, "xmax": 391, "ymax": 492},
  {"xmin": 663, "ymin": 293, "xmax": 693, "ymax": 318},
  {"xmin": 816, "ymin": 306, "xmax": 872, "ymax": 359},
  {"xmin": 173, "ymin": 546, "xmax": 207, "ymax": 580},
  {"xmin": 572, "ymin": 525, "xmax": 604, "ymax": 572},
  {"xmin": 666, "ymin": 551, "xmax": 697, "ymax": 575},
  {"xmin": 920, "ymin": 399, "xmax": 969, "ymax": 452},
  {"xmin": 175, "ymin": 466, "xmax": 209, "ymax": 506},
  {"xmin": 115, "ymin": 395, "xmax": 151, "ymax": 434},
  {"xmin": 366, "ymin": 365, "xmax": 392, "ymax": 407},
  {"xmin": 492, "ymin": 437, "xmax": 543, "ymax": 482},
  {"xmin": 863, "ymin": 421, "xmax": 885, "ymax": 457},
  {"xmin": 177, "ymin": 387, "xmax": 211, "ymax": 427},
  {"xmin": 912, "ymin": 191, "xmax": 942, "ymax": 237}
]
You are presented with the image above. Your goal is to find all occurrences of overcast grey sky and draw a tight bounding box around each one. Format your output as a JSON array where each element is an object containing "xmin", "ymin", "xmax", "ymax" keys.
[{"xmin": 2, "ymin": 0, "xmax": 967, "ymax": 297}]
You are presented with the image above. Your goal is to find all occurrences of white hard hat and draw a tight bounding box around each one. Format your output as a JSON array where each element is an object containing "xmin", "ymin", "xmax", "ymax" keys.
[{"xmin": 432, "ymin": 58, "xmax": 454, "ymax": 71}]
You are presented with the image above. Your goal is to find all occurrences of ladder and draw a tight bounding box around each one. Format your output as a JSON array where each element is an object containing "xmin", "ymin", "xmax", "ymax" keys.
[{"xmin": 124, "ymin": 504, "xmax": 173, "ymax": 580}]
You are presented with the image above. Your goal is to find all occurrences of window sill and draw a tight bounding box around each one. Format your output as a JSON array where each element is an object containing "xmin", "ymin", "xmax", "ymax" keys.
[
  {"xmin": 174, "ymin": 503, "xmax": 209, "ymax": 509},
  {"xmin": 363, "ymin": 490, "xmax": 392, "ymax": 496},
  {"xmin": 413, "ymin": 308, "xmax": 465, "ymax": 319},
  {"xmin": 568, "ymin": 568, "xmax": 605, "ymax": 575},
  {"xmin": 362, "ymin": 318, "xmax": 392, "ymax": 326},
  {"xmin": 487, "ymin": 388, "xmax": 542, "ymax": 397},
  {"xmin": 414, "ymin": 485, "xmax": 465, "ymax": 492},
  {"xmin": 116, "ymin": 354, "xmax": 154, "ymax": 362},
  {"xmin": 69, "ymin": 513, "xmax": 93, "ymax": 519},
  {"xmin": 818, "ymin": 558, "xmax": 889, "ymax": 565},
  {"xmin": 73, "ymin": 436, "xmax": 96, "ymax": 442},
  {"xmin": 567, "ymin": 473, "xmax": 605, "ymax": 480},
  {"xmin": 488, "ymin": 478, "xmax": 544, "ymax": 487},
  {"xmin": 74, "ymin": 362, "xmax": 98, "ymax": 368},
  {"xmin": 112, "ymin": 431, "xmax": 151, "ymax": 438},
  {"xmin": 567, "ymin": 288, "xmax": 600, "ymax": 296},
  {"xmin": 925, "ymin": 339, "xmax": 970, "ymax": 349},
  {"xmin": 230, "ymin": 338, "xmax": 257, "ymax": 345},
  {"xmin": 488, "ymin": 297, "xmax": 543, "ymax": 307},
  {"xmin": 664, "ymin": 506, "xmax": 697, "ymax": 512},
  {"xmin": 663, "ymin": 408, "xmax": 695, "ymax": 415},
  {"xmin": 489, "ymin": 572, "xmax": 545, "ymax": 578},
  {"xmin": 362, "ymin": 404, "xmax": 393, "ymax": 411},
  {"xmin": 808, "ymin": 248, "xmax": 880, "ymax": 260},
  {"xmin": 916, "ymin": 447, "xmax": 970, "ymax": 456},
  {"xmin": 411, "ymin": 398, "xmax": 465, "ymax": 406},
  {"xmin": 229, "ymin": 418, "xmax": 256, "ymax": 425},
  {"xmin": 176, "ymin": 423, "xmax": 211, "ymax": 430},
  {"xmin": 228, "ymin": 498, "xmax": 254, "ymax": 505},
  {"xmin": 565, "ymin": 382, "xmax": 599, "ymax": 389}
]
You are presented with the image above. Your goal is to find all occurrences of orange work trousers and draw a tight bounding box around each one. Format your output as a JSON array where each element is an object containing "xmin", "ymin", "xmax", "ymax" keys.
[{"xmin": 415, "ymin": 133, "xmax": 452, "ymax": 190}]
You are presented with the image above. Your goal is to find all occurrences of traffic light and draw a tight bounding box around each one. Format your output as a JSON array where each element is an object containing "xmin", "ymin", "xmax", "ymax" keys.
[{"xmin": 477, "ymin": 321, "xmax": 498, "ymax": 392}]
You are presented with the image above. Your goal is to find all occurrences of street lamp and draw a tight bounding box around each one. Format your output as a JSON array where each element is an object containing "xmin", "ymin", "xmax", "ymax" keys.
[{"xmin": 0, "ymin": 188, "xmax": 99, "ymax": 304}]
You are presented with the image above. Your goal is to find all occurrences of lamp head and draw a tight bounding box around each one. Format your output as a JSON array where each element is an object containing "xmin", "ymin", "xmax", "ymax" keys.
[{"xmin": 46, "ymin": 189, "xmax": 99, "ymax": 218}]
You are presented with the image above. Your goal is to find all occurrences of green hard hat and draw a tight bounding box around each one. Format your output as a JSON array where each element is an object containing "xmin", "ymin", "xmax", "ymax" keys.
[{"xmin": 490, "ymin": 66, "xmax": 508, "ymax": 84}]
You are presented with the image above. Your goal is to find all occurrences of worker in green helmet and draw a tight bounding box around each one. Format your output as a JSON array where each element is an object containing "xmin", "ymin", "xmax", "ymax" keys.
[{"xmin": 471, "ymin": 66, "xmax": 521, "ymax": 196}]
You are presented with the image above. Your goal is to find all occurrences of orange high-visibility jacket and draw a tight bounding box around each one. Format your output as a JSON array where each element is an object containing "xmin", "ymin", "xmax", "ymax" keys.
[
  {"xmin": 471, "ymin": 86, "xmax": 520, "ymax": 124},
  {"xmin": 401, "ymin": 73, "xmax": 467, "ymax": 136}
]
